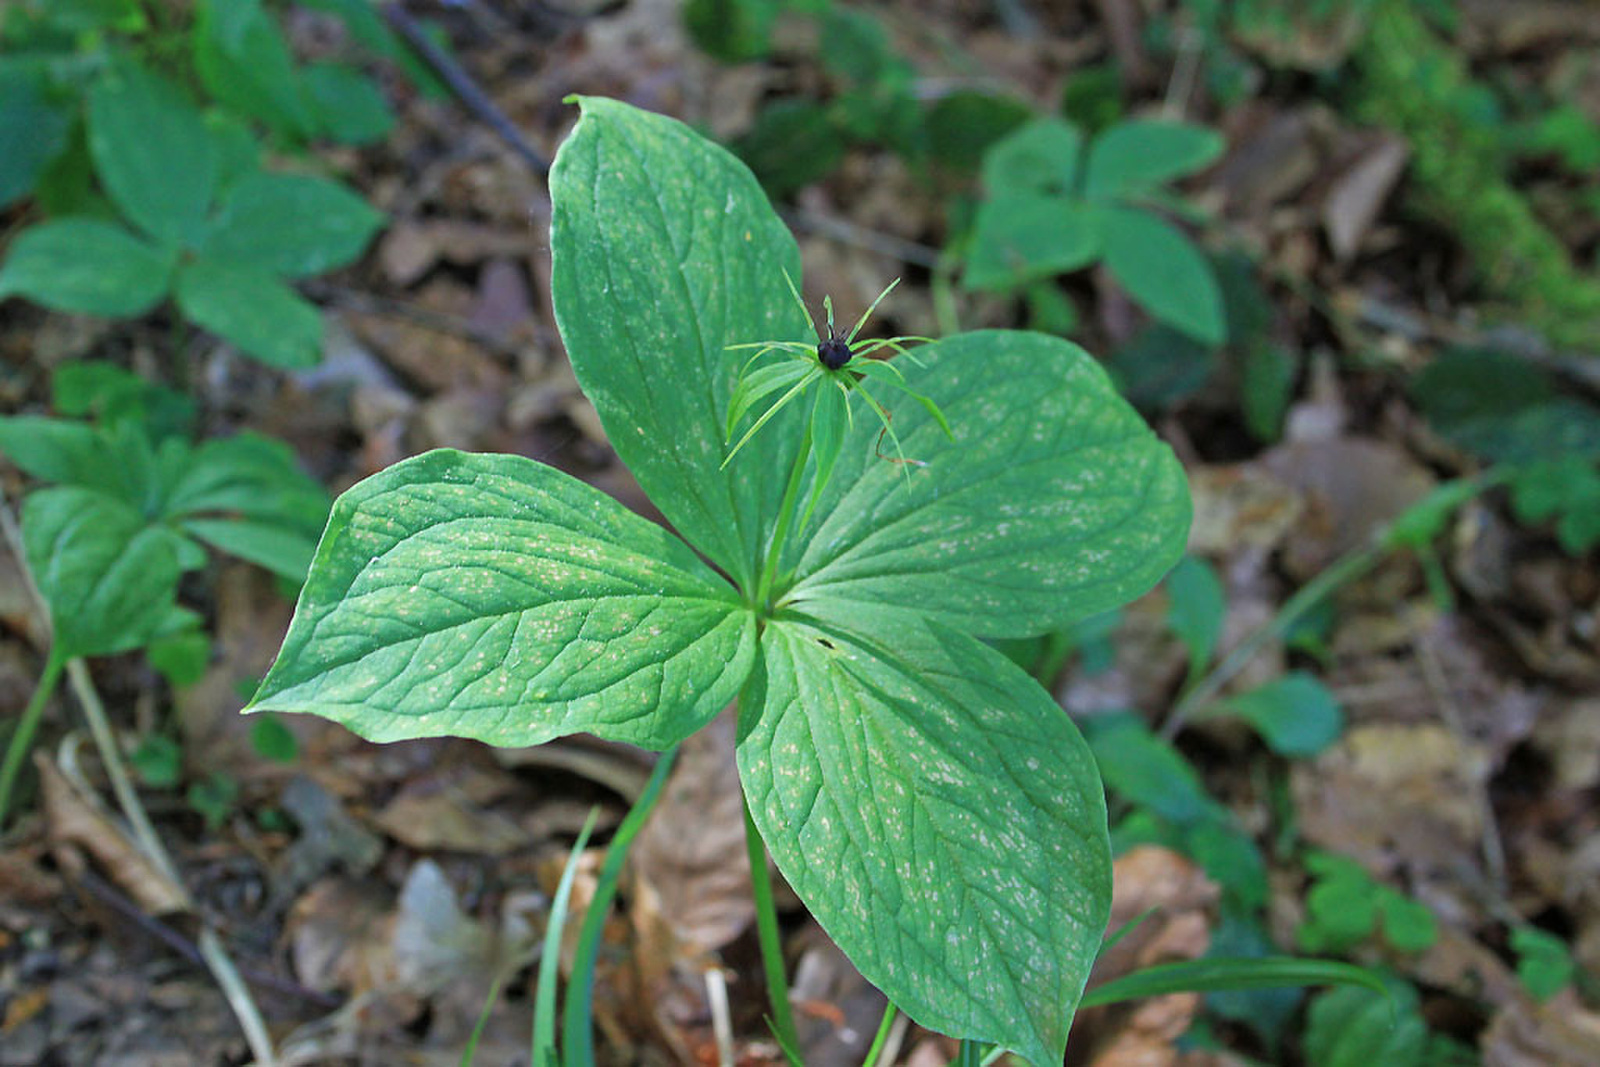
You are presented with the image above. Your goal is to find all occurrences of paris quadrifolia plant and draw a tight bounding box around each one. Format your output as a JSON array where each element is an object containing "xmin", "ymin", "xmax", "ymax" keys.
[{"xmin": 248, "ymin": 96, "xmax": 1195, "ymax": 1064}]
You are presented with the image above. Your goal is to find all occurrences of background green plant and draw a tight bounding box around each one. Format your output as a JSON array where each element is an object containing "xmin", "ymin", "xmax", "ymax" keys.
[
  {"xmin": 962, "ymin": 115, "xmax": 1227, "ymax": 345},
  {"xmin": 0, "ymin": 0, "xmax": 419, "ymax": 366},
  {"xmin": 0, "ymin": 361, "xmax": 328, "ymax": 826}
]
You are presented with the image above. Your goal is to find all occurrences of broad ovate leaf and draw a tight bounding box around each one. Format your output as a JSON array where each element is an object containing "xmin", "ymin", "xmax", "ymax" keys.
[
  {"xmin": 198, "ymin": 172, "xmax": 383, "ymax": 278},
  {"xmin": 22, "ymin": 486, "xmax": 183, "ymax": 658},
  {"xmin": 1098, "ymin": 206, "xmax": 1227, "ymax": 345},
  {"xmin": 549, "ymin": 96, "xmax": 811, "ymax": 593},
  {"xmin": 738, "ymin": 602, "xmax": 1111, "ymax": 1067},
  {"xmin": 175, "ymin": 259, "xmax": 324, "ymax": 367},
  {"xmin": 963, "ymin": 193, "xmax": 1099, "ymax": 293},
  {"xmin": 87, "ymin": 60, "xmax": 216, "ymax": 247},
  {"xmin": 1083, "ymin": 120, "xmax": 1225, "ymax": 201},
  {"xmin": 0, "ymin": 219, "xmax": 175, "ymax": 317},
  {"xmin": 248, "ymin": 449, "xmax": 756, "ymax": 750},
  {"xmin": 788, "ymin": 330, "xmax": 1190, "ymax": 638},
  {"xmin": 980, "ymin": 116, "xmax": 1082, "ymax": 198}
]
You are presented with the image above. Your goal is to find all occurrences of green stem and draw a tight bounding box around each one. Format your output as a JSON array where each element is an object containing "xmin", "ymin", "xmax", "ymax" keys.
[
  {"xmin": 1160, "ymin": 543, "xmax": 1381, "ymax": 741},
  {"xmin": 743, "ymin": 793, "xmax": 801, "ymax": 1057},
  {"xmin": 932, "ymin": 249, "xmax": 961, "ymax": 338},
  {"xmin": 756, "ymin": 424, "xmax": 813, "ymax": 610},
  {"xmin": 0, "ymin": 649, "xmax": 66, "ymax": 832},
  {"xmin": 859, "ymin": 1000, "xmax": 898, "ymax": 1067}
]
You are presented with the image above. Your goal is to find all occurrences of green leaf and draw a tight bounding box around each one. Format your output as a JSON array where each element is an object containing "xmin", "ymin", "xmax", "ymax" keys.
[
  {"xmin": 147, "ymin": 628, "xmax": 211, "ymax": 687},
  {"xmin": 924, "ymin": 91, "xmax": 1033, "ymax": 179},
  {"xmin": 1213, "ymin": 672, "xmax": 1344, "ymax": 757},
  {"xmin": 1086, "ymin": 712, "xmax": 1214, "ymax": 825},
  {"xmin": 21, "ymin": 486, "xmax": 183, "ymax": 658},
  {"xmin": 1102, "ymin": 324, "xmax": 1215, "ymax": 411},
  {"xmin": 788, "ymin": 331, "xmax": 1190, "ymax": 639},
  {"xmin": 248, "ymin": 449, "xmax": 757, "ymax": 750},
  {"xmin": 1304, "ymin": 982, "xmax": 1428, "ymax": 1067},
  {"xmin": 1377, "ymin": 892, "xmax": 1438, "ymax": 954},
  {"xmin": 1509, "ymin": 458, "xmax": 1600, "ymax": 554},
  {"xmin": 174, "ymin": 259, "xmax": 324, "ymax": 368},
  {"xmin": 52, "ymin": 361, "xmax": 197, "ymax": 440},
  {"xmin": 1165, "ymin": 555, "xmax": 1225, "ymax": 677},
  {"xmin": 299, "ymin": 63, "xmax": 395, "ymax": 146},
  {"xmin": 804, "ymin": 382, "xmax": 848, "ymax": 529},
  {"xmin": 1410, "ymin": 346, "xmax": 1600, "ymax": 463},
  {"xmin": 131, "ymin": 734, "xmax": 183, "ymax": 788},
  {"xmin": 980, "ymin": 117, "xmax": 1082, "ymax": 198},
  {"xmin": 193, "ymin": 0, "xmax": 314, "ymax": 139},
  {"xmin": 1083, "ymin": 120, "xmax": 1225, "ymax": 200},
  {"xmin": 27, "ymin": 0, "xmax": 146, "ymax": 32},
  {"xmin": 0, "ymin": 417, "xmax": 121, "ymax": 496},
  {"xmin": 87, "ymin": 60, "xmax": 216, "ymax": 246},
  {"xmin": 549, "ymin": 96, "xmax": 812, "ymax": 593},
  {"xmin": 684, "ymin": 0, "xmax": 784, "ymax": 61},
  {"xmin": 1082, "ymin": 956, "xmax": 1389, "ymax": 1009},
  {"xmin": 1511, "ymin": 926, "xmax": 1575, "ymax": 1002},
  {"xmin": 0, "ymin": 219, "xmax": 175, "ymax": 316},
  {"xmin": 199, "ymin": 172, "xmax": 383, "ymax": 278},
  {"xmin": 0, "ymin": 66, "xmax": 72, "ymax": 208},
  {"xmin": 166, "ymin": 434, "xmax": 325, "ymax": 516},
  {"xmin": 738, "ymin": 604, "xmax": 1111, "ymax": 1067},
  {"xmin": 734, "ymin": 99, "xmax": 846, "ymax": 199},
  {"xmin": 181, "ymin": 517, "xmax": 318, "ymax": 582},
  {"xmin": 962, "ymin": 194, "xmax": 1100, "ymax": 292},
  {"xmin": 1098, "ymin": 206, "xmax": 1227, "ymax": 345},
  {"xmin": 249, "ymin": 714, "xmax": 298, "ymax": 762},
  {"xmin": 204, "ymin": 112, "xmax": 264, "ymax": 194},
  {"xmin": 1241, "ymin": 342, "xmax": 1297, "ymax": 442}
]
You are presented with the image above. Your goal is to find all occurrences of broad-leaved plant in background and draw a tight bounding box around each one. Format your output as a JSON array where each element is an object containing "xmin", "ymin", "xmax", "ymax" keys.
[
  {"xmin": 246, "ymin": 97, "xmax": 1191, "ymax": 1065},
  {"xmin": 0, "ymin": 0, "xmax": 408, "ymax": 367},
  {"xmin": 964, "ymin": 115, "xmax": 1228, "ymax": 346}
]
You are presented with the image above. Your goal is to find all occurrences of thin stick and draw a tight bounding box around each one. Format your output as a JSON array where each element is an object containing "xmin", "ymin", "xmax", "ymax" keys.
[
  {"xmin": 1160, "ymin": 544, "xmax": 1380, "ymax": 741},
  {"xmin": 705, "ymin": 967, "xmax": 736, "ymax": 1067},
  {"xmin": 381, "ymin": 2, "xmax": 550, "ymax": 174},
  {"xmin": 76, "ymin": 868, "xmax": 340, "ymax": 1007},
  {"xmin": 780, "ymin": 208, "xmax": 942, "ymax": 270}
]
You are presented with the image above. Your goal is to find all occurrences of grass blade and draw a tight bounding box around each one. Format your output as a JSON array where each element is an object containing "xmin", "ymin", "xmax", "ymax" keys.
[
  {"xmin": 532, "ymin": 807, "xmax": 600, "ymax": 1067},
  {"xmin": 1078, "ymin": 956, "xmax": 1390, "ymax": 1010},
  {"xmin": 561, "ymin": 749, "xmax": 679, "ymax": 1067}
]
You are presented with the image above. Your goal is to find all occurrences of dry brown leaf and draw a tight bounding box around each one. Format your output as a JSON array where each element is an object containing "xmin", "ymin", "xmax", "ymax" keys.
[
  {"xmin": 631, "ymin": 711, "xmax": 753, "ymax": 955},
  {"xmin": 1481, "ymin": 989, "xmax": 1600, "ymax": 1066},
  {"xmin": 1072, "ymin": 847, "xmax": 1218, "ymax": 1067},
  {"xmin": 285, "ymin": 878, "xmax": 397, "ymax": 996},
  {"xmin": 1323, "ymin": 135, "xmax": 1409, "ymax": 261},
  {"xmin": 374, "ymin": 769, "xmax": 527, "ymax": 855},
  {"xmin": 1262, "ymin": 436, "xmax": 1435, "ymax": 577},
  {"xmin": 1291, "ymin": 723, "xmax": 1491, "ymax": 874},
  {"xmin": 37, "ymin": 754, "xmax": 188, "ymax": 917},
  {"xmin": 377, "ymin": 220, "xmax": 536, "ymax": 287},
  {"xmin": 1187, "ymin": 463, "xmax": 1304, "ymax": 556}
]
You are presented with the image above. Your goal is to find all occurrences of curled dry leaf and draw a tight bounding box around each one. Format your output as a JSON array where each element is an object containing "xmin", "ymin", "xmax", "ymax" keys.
[
  {"xmin": 1322, "ymin": 134, "xmax": 1410, "ymax": 261},
  {"xmin": 36, "ymin": 753, "xmax": 187, "ymax": 917},
  {"xmin": 630, "ymin": 712, "xmax": 754, "ymax": 956}
]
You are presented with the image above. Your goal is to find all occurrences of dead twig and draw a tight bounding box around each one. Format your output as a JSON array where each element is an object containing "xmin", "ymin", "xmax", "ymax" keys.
[{"xmin": 381, "ymin": 2, "xmax": 550, "ymax": 174}]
